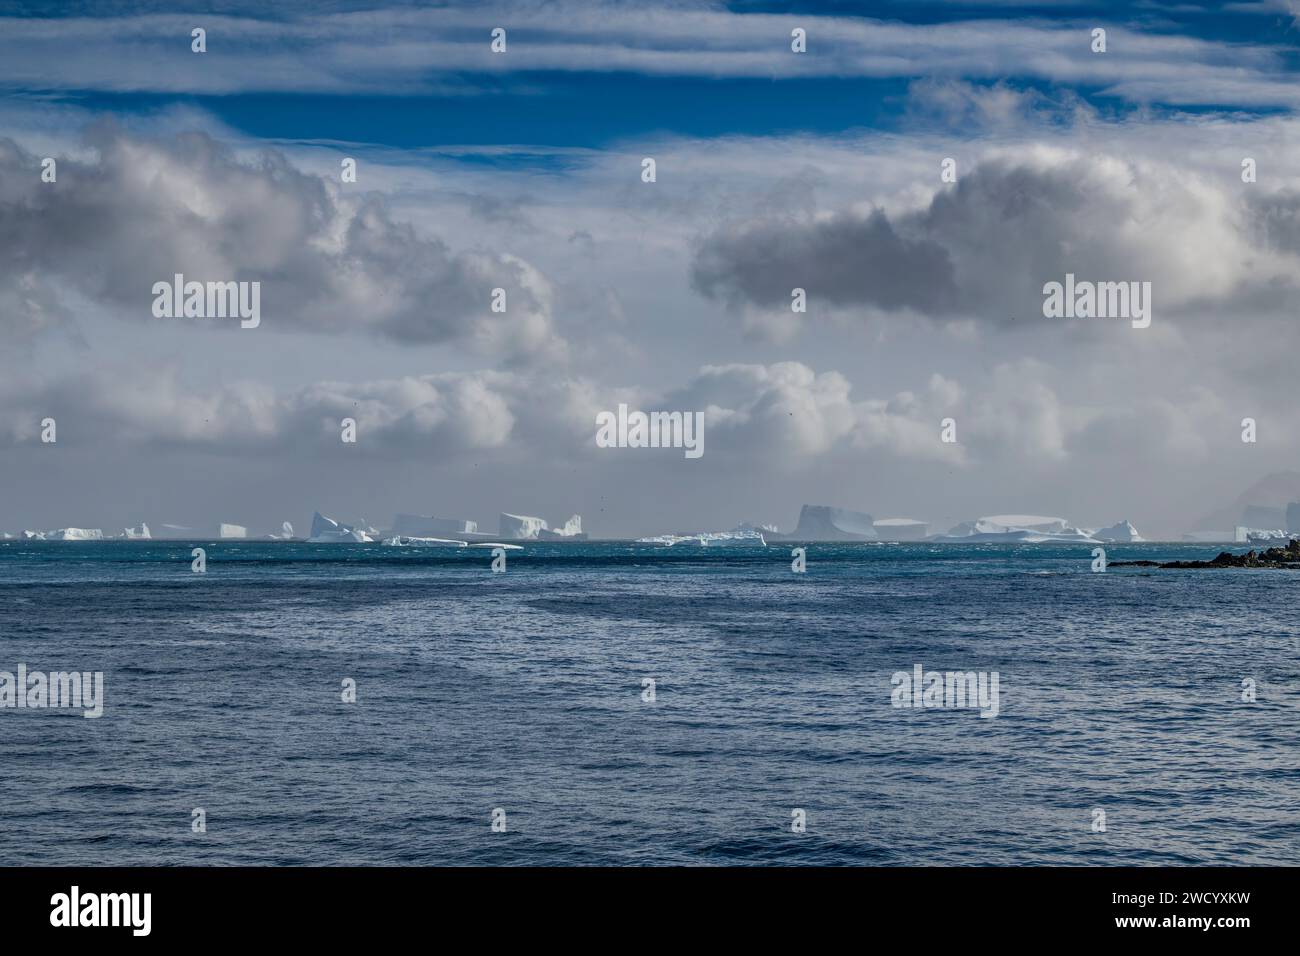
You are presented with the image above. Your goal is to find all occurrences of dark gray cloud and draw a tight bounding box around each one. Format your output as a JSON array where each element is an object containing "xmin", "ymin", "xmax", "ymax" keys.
[
  {"xmin": 0, "ymin": 129, "xmax": 564, "ymax": 361},
  {"xmin": 692, "ymin": 152, "xmax": 1300, "ymax": 326},
  {"xmin": 692, "ymin": 209, "xmax": 958, "ymax": 314},
  {"xmin": 1248, "ymin": 188, "xmax": 1300, "ymax": 254}
]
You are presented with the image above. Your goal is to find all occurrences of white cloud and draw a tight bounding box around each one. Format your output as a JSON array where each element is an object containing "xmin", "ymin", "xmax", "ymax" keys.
[
  {"xmin": 0, "ymin": 5, "xmax": 1294, "ymax": 108},
  {"xmin": 0, "ymin": 129, "xmax": 567, "ymax": 364}
]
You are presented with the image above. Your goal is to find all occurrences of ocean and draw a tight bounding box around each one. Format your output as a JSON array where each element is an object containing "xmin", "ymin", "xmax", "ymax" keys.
[{"xmin": 1, "ymin": 540, "xmax": 1296, "ymax": 866}]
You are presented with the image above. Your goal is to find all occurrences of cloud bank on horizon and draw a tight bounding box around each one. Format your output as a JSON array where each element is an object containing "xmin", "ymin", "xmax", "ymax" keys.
[{"xmin": 2, "ymin": 0, "xmax": 1300, "ymax": 538}]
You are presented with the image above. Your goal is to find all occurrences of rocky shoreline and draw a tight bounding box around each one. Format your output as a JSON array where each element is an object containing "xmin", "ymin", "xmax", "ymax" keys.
[{"xmin": 1110, "ymin": 538, "xmax": 1300, "ymax": 569}]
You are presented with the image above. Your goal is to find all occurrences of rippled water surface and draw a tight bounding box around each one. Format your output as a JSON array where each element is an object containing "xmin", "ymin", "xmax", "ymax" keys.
[{"xmin": 1, "ymin": 540, "xmax": 1296, "ymax": 865}]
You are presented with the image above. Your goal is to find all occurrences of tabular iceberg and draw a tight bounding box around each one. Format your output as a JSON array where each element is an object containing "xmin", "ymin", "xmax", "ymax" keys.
[
  {"xmin": 768, "ymin": 505, "xmax": 877, "ymax": 542},
  {"xmin": 636, "ymin": 528, "xmax": 767, "ymax": 547},
  {"xmin": 29, "ymin": 528, "xmax": 105, "ymax": 541},
  {"xmin": 499, "ymin": 513, "xmax": 548, "ymax": 540},
  {"xmin": 935, "ymin": 515, "xmax": 1100, "ymax": 544},
  {"xmin": 381, "ymin": 535, "xmax": 467, "ymax": 547}
]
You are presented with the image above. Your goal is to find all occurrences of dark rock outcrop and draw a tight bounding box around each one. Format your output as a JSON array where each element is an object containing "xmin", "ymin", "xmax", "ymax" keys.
[{"xmin": 1111, "ymin": 538, "xmax": 1300, "ymax": 569}]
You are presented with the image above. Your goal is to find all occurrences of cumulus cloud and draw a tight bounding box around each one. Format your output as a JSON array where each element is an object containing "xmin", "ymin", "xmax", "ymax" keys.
[
  {"xmin": 0, "ymin": 129, "xmax": 566, "ymax": 363},
  {"xmin": 4, "ymin": 348, "xmax": 1289, "ymax": 536},
  {"xmin": 692, "ymin": 147, "xmax": 1291, "ymax": 329},
  {"xmin": 693, "ymin": 210, "xmax": 958, "ymax": 315},
  {"xmin": 0, "ymin": 360, "xmax": 976, "ymax": 463}
]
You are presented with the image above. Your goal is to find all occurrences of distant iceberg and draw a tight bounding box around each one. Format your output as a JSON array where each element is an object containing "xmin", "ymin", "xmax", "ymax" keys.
[
  {"xmin": 935, "ymin": 515, "xmax": 1099, "ymax": 544},
  {"xmin": 539, "ymin": 515, "xmax": 586, "ymax": 540},
  {"xmin": 381, "ymin": 535, "xmax": 467, "ymax": 547},
  {"xmin": 499, "ymin": 512, "xmax": 585, "ymax": 540},
  {"xmin": 308, "ymin": 512, "xmax": 373, "ymax": 543},
  {"xmin": 499, "ymin": 513, "xmax": 548, "ymax": 539},
  {"xmin": 123, "ymin": 523, "xmax": 151, "ymax": 540},
  {"xmin": 637, "ymin": 528, "xmax": 767, "ymax": 547},
  {"xmin": 30, "ymin": 528, "xmax": 105, "ymax": 541},
  {"xmin": 219, "ymin": 523, "xmax": 247, "ymax": 539},
  {"xmin": 768, "ymin": 505, "xmax": 877, "ymax": 541},
  {"xmin": 1092, "ymin": 520, "xmax": 1144, "ymax": 543},
  {"xmin": 1235, "ymin": 526, "xmax": 1291, "ymax": 545}
]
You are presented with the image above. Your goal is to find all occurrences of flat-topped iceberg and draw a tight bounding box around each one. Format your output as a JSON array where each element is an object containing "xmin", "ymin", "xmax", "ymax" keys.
[
  {"xmin": 935, "ymin": 515, "xmax": 1099, "ymax": 544},
  {"xmin": 382, "ymin": 535, "xmax": 467, "ymax": 547},
  {"xmin": 768, "ymin": 505, "xmax": 877, "ymax": 541},
  {"xmin": 500, "ymin": 512, "xmax": 587, "ymax": 540},
  {"xmin": 26, "ymin": 528, "xmax": 104, "ymax": 541},
  {"xmin": 500, "ymin": 512, "xmax": 547, "ymax": 539}
]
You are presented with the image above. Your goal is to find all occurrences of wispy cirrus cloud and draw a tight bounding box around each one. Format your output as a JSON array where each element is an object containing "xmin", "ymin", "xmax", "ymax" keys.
[{"xmin": 0, "ymin": 3, "xmax": 1295, "ymax": 109}]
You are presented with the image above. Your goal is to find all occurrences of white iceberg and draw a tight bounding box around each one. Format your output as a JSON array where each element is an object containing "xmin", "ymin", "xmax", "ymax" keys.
[
  {"xmin": 500, "ymin": 513, "xmax": 548, "ymax": 540},
  {"xmin": 381, "ymin": 535, "xmax": 467, "ymax": 547},
  {"xmin": 1235, "ymin": 526, "xmax": 1291, "ymax": 544},
  {"xmin": 123, "ymin": 523, "xmax": 151, "ymax": 539},
  {"xmin": 539, "ymin": 515, "xmax": 586, "ymax": 540},
  {"xmin": 308, "ymin": 512, "xmax": 373, "ymax": 543},
  {"xmin": 1092, "ymin": 520, "xmax": 1144, "ymax": 543},
  {"xmin": 218, "ymin": 523, "xmax": 247, "ymax": 539},
  {"xmin": 935, "ymin": 515, "xmax": 1099, "ymax": 544},
  {"xmin": 40, "ymin": 528, "xmax": 105, "ymax": 541},
  {"xmin": 637, "ymin": 529, "xmax": 767, "ymax": 547}
]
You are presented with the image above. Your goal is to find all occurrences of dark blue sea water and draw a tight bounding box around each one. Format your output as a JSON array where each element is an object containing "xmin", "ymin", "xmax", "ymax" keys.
[{"xmin": 1, "ymin": 539, "xmax": 1296, "ymax": 866}]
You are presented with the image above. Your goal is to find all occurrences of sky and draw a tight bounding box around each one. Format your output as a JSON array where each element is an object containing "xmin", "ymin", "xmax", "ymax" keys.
[{"xmin": 3, "ymin": 0, "xmax": 1300, "ymax": 538}]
